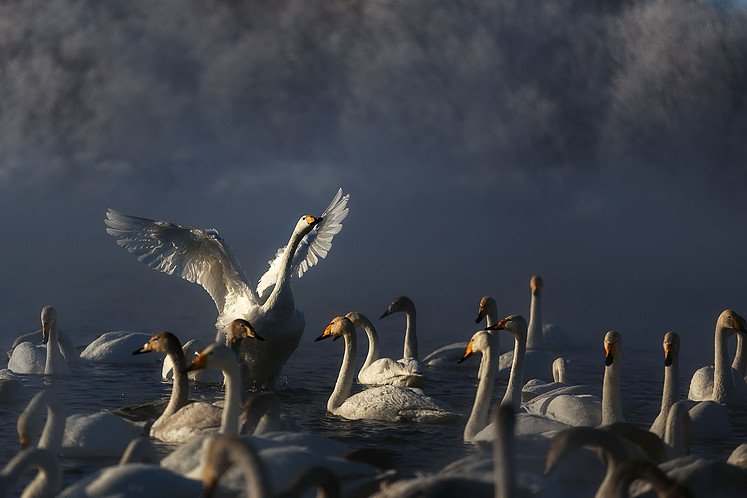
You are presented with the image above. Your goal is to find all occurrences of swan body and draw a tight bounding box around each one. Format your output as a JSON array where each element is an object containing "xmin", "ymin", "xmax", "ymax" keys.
[
  {"xmin": 80, "ymin": 331, "xmax": 155, "ymax": 364},
  {"xmin": 687, "ymin": 309, "xmax": 747, "ymax": 406},
  {"xmin": 7, "ymin": 307, "xmax": 79, "ymax": 366},
  {"xmin": 422, "ymin": 296, "xmax": 500, "ymax": 368},
  {"xmin": 315, "ymin": 316, "xmax": 459, "ymax": 423},
  {"xmin": 522, "ymin": 357, "xmax": 574, "ymax": 400},
  {"xmin": 59, "ymin": 464, "xmax": 200, "ymax": 498},
  {"xmin": 0, "ymin": 447, "xmax": 60, "ymax": 498},
  {"xmin": 105, "ymin": 189, "xmax": 349, "ymax": 389},
  {"xmin": 346, "ymin": 311, "xmax": 425, "ymax": 388}
]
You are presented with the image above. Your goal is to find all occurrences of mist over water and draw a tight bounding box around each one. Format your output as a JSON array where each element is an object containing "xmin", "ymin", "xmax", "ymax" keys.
[{"xmin": 1, "ymin": 0, "xmax": 746, "ymax": 378}]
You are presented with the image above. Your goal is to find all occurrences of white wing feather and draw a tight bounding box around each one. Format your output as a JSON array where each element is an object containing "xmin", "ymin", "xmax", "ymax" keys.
[
  {"xmin": 104, "ymin": 209, "xmax": 258, "ymax": 311},
  {"xmin": 256, "ymin": 188, "xmax": 349, "ymax": 301}
]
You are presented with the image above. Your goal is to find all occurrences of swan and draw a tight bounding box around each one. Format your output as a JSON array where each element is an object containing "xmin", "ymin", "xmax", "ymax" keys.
[
  {"xmin": 733, "ymin": 331, "xmax": 746, "ymax": 378},
  {"xmin": 346, "ymin": 311, "xmax": 425, "ymax": 388},
  {"xmin": 608, "ymin": 459, "xmax": 692, "ymax": 498},
  {"xmin": 17, "ymin": 390, "xmax": 143, "ymax": 458},
  {"xmin": 0, "ymin": 447, "xmax": 60, "ymax": 498},
  {"xmin": 522, "ymin": 357, "xmax": 577, "ymax": 400},
  {"xmin": 688, "ymin": 309, "xmax": 747, "ymax": 406},
  {"xmin": 379, "ymin": 296, "xmax": 420, "ymax": 361},
  {"xmin": 663, "ymin": 402, "xmax": 692, "ymax": 459},
  {"xmin": 650, "ymin": 331, "xmax": 731, "ymax": 440},
  {"xmin": 421, "ymin": 296, "xmax": 500, "ymax": 368},
  {"xmin": 134, "ymin": 335, "xmax": 254, "ymax": 443},
  {"xmin": 464, "ymin": 315, "xmax": 571, "ymax": 441},
  {"xmin": 314, "ymin": 315, "xmax": 459, "ymax": 423},
  {"xmin": 653, "ymin": 456, "xmax": 747, "ymax": 498},
  {"xmin": 105, "ymin": 188, "xmax": 349, "ymax": 389},
  {"xmin": 728, "ymin": 444, "xmax": 747, "ymax": 469},
  {"xmin": 7, "ymin": 306, "xmax": 79, "ymax": 365},
  {"xmin": 8, "ymin": 308, "xmax": 70, "ymax": 375},
  {"xmin": 80, "ymin": 331, "xmax": 155, "ymax": 364}
]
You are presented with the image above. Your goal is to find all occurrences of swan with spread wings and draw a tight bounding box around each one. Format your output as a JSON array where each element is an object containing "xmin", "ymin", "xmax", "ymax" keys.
[{"xmin": 104, "ymin": 189, "xmax": 349, "ymax": 388}]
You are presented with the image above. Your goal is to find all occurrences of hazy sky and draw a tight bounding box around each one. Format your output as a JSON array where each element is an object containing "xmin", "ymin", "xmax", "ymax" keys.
[{"xmin": 1, "ymin": 0, "xmax": 746, "ymax": 368}]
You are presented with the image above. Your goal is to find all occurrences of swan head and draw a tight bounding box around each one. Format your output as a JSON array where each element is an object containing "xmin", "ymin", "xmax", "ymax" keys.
[
  {"xmin": 662, "ymin": 331, "xmax": 680, "ymax": 367},
  {"xmin": 315, "ymin": 315, "xmax": 353, "ymax": 342},
  {"xmin": 132, "ymin": 331, "xmax": 182, "ymax": 355},
  {"xmin": 226, "ymin": 319, "xmax": 264, "ymax": 346},
  {"xmin": 40, "ymin": 306, "xmax": 57, "ymax": 344},
  {"xmin": 475, "ymin": 296, "xmax": 497, "ymax": 324},
  {"xmin": 380, "ymin": 296, "xmax": 415, "ymax": 319},
  {"xmin": 187, "ymin": 343, "xmax": 238, "ymax": 372},
  {"xmin": 530, "ymin": 275, "xmax": 543, "ymax": 295},
  {"xmin": 604, "ymin": 331, "xmax": 622, "ymax": 366},
  {"xmin": 486, "ymin": 314, "xmax": 527, "ymax": 338},
  {"xmin": 294, "ymin": 214, "xmax": 323, "ymax": 236},
  {"xmin": 344, "ymin": 311, "xmax": 375, "ymax": 331},
  {"xmin": 458, "ymin": 330, "xmax": 496, "ymax": 363},
  {"xmin": 717, "ymin": 309, "xmax": 746, "ymax": 336}
]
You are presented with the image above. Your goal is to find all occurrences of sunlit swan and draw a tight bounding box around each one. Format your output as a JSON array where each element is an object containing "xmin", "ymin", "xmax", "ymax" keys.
[
  {"xmin": 0, "ymin": 369, "xmax": 22, "ymax": 405},
  {"xmin": 0, "ymin": 447, "xmax": 60, "ymax": 498},
  {"xmin": 17, "ymin": 390, "xmax": 143, "ymax": 459},
  {"xmin": 609, "ymin": 459, "xmax": 692, "ymax": 498},
  {"xmin": 8, "ymin": 306, "xmax": 79, "ymax": 365},
  {"xmin": 651, "ymin": 331, "xmax": 730, "ymax": 440},
  {"xmin": 8, "ymin": 308, "xmax": 70, "ymax": 375},
  {"xmin": 134, "ymin": 337, "xmax": 253, "ymax": 443},
  {"xmin": 421, "ymin": 296, "xmax": 500, "ymax": 368},
  {"xmin": 346, "ymin": 311, "xmax": 425, "ymax": 388},
  {"xmin": 458, "ymin": 329, "xmax": 500, "ymax": 441},
  {"xmin": 688, "ymin": 309, "xmax": 747, "ymax": 406},
  {"xmin": 80, "ymin": 331, "xmax": 154, "ymax": 364},
  {"xmin": 314, "ymin": 316, "xmax": 459, "ymax": 423},
  {"xmin": 105, "ymin": 189, "xmax": 349, "ymax": 389}
]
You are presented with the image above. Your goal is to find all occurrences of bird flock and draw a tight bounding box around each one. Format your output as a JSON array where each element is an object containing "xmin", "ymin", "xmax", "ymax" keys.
[{"xmin": 2, "ymin": 188, "xmax": 747, "ymax": 497}]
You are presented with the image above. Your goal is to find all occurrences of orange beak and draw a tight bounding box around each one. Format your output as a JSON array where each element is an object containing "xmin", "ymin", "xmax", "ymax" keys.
[
  {"xmin": 314, "ymin": 323, "xmax": 335, "ymax": 342},
  {"xmin": 187, "ymin": 352, "xmax": 209, "ymax": 372},
  {"xmin": 458, "ymin": 339, "xmax": 475, "ymax": 363},
  {"xmin": 486, "ymin": 317, "xmax": 510, "ymax": 331}
]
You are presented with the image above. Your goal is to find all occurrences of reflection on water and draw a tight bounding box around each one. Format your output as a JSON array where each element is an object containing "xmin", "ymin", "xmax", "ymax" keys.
[{"xmin": 1, "ymin": 339, "xmax": 746, "ymax": 494}]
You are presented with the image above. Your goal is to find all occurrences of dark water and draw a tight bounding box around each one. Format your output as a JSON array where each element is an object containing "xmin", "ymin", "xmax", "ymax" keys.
[{"xmin": 2, "ymin": 327, "xmax": 746, "ymax": 495}]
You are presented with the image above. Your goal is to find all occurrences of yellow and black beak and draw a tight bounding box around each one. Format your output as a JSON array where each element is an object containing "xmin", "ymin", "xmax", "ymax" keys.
[
  {"xmin": 305, "ymin": 215, "xmax": 323, "ymax": 227},
  {"xmin": 486, "ymin": 317, "xmax": 510, "ymax": 331},
  {"xmin": 132, "ymin": 342, "xmax": 151, "ymax": 355},
  {"xmin": 664, "ymin": 344, "xmax": 673, "ymax": 367},
  {"xmin": 314, "ymin": 323, "xmax": 335, "ymax": 342},
  {"xmin": 458, "ymin": 340, "xmax": 475, "ymax": 364},
  {"xmin": 187, "ymin": 352, "xmax": 209, "ymax": 372},
  {"xmin": 245, "ymin": 323, "xmax": 264, "ymax": 342},
  {"xmin": 475, "ymin": 306, "xmax": 487, "ymax": 324},
  {"xmin": 604, "ymin": 342, "xmax": 615, "ymax": 366}
]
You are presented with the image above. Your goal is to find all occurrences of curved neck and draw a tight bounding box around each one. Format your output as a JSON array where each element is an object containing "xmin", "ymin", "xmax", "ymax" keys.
[
  {"xmin": 1, "ymin": 448, "xmax": 60, "ymax": 498},
  {"xmin": 664, "ymin": 404, "xmax": 689, "ymax": 458},
  {"xmin": 329, "ymin": 330, "xmax": 356, "ymax": 412},
  {"xmin": 212, "ymin": 439, "xmax": 272, "ymax": 498},
  {"xmin": 553, "ymin": 358, "xmax": 567, "ymax": 383},
  {"xmin": 493, "ymin": 412, "xmax": 515, "ymax": 498},
  {"xmin": 157, "ymin": 346, "xmax": 190, "ymax": 425},
  {"xmin": 527, "ymin": 290, "xmax": 542, "ymax": 350},
  {"xmin": 277, "ymin": 467, "xmax": 340, "ymax": 498},
  {"xmin": 403, "ymin": 307, "xmax": 418, "ymax": 360},
  {"xmin": 733, "ymin": 332, "xmax": 747, "ymax": 376},
  {"xmin": 464, "ymin": 344, "xmax": 497, "ymax": 441},
  {"xmin": 253, "ymin": 403, "xmax": 281, "ymax": 436},
  {"xmin": 357, "ymin": 318, "xmax": 380, "ymax": 371},
  {"xmin": 263, "ymin": 229, "xmax": 306, "ymax": 312},
  {"xmin": 44, "ymin": 327, "xmax": 65, "ymax": 374},
  {"xmin": 602, "ymin": 353, "xmax": 624, "ymax": 425},
  {"xmin": 22, "ymin": 392, "xmax": 65, "ymax": 453},
  {"xmin": 502, "ymin": 333, "xmax": 526, "ymax": 412},
  {"xmin": 652, "ymin": 355, "xmax": 678, "ymax": 438},
  {"xmin": 220, "ymin": 360, "xmax": 243, "ymax": 436},
  {"xmin": 712, "ymin": 325, "xmax": 732, "ymax": 404}
]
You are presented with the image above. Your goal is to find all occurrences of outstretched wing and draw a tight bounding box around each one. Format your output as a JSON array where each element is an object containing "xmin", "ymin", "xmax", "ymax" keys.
[
  {"xmin": 256, "ymin": 188, "xmax": 350, "ymax": 302},
  {"xmin": 105, "ymin": 209, "xmax": 258, "ymax": 311}
]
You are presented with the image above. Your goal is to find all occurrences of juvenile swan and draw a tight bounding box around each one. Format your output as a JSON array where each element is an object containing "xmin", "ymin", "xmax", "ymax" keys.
[
  {"xmin": 315, "ymin": 316, "xmax": 459, "ymax": 423},
  {"xmin": 105, "ymin": 188, "xmax": 349, "ymax": 388}
]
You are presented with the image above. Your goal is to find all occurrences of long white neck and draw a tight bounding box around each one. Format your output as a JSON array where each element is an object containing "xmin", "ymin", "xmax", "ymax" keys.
[
  {"xmin": 464, "ymin": 345, "xmax": 497, "ymax": 441},
  {"xmin": 44, "ymin": 327, "xmax": 67, "ymax": 375},
  {"xmin": 733, "ymin": 332, "xmax": 747, "ymax": 376},
  {"xmin": 493, "ymin": 410, "xmax": 515, "ymax": 498},
  {"xmin": 220, "ymin": 359, "xmax": 243, "ymax": 436},
  {"xmin": 357, "ymin": 317, "xmax": 380, "ymax": 371},
  {"xmin": 20, "ymin": 391, "xmax": 65, "ymax": 454},
  {"xmin": 712, "ymin": 324, "xmax": 733, "ymax": 404},
  {"xmin": 0, "ymin": 447, "xmax": 60, "ymax": 498},
  {"xmin": 527, "ymin": 290, "xmax": 543, "ymax": 350},
  {"xmin": 486, "ymin": 307, "xmax": 500, "ymax": 354},
  {"xmin": 262, "ymin": 228, "xmax": 306, "ymax": 313},
  {"xmin": 502, "ymin": 333, "xmax": 526, "ymax": 412},
  {"xmin": 664, "ymin": 402, "xmax": 689, "ymax": 458},
  {"xmin": 403, "ymin": 306, "xmax": 418, "ymax": 360},
  {"xmin": 154, "ymin": 345, "xmax": 190, "ymax": 427},
  {"xmin": 651, "ymin": 354, "xmax": 678, "ymax": 437},
  {"xmin": 602, "ymin": 353, "xmax": 624, "ymax": 425},
  {"xmin": 553, "ymin": 358, "xmax": 568, "ymax": 383},
  {"xmin": 329, "ymin": 330, "xmax": 356, "ymax": 412}
]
